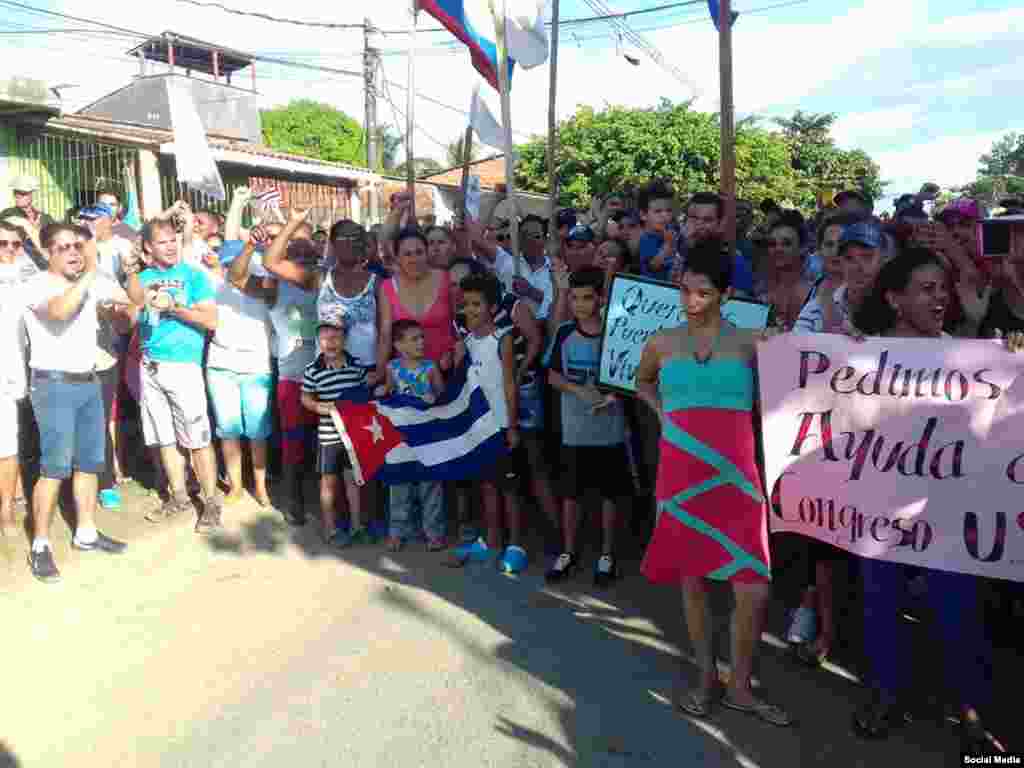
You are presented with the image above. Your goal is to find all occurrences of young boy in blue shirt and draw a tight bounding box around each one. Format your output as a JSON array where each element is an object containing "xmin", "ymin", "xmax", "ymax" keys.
[{"xmin": 545, "ymin": 266, "xmax": 630, "ymax": 587}]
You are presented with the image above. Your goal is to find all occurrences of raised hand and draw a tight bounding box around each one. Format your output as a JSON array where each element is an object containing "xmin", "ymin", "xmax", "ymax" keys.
[{"xmin": 955, "ymin": 276, "xmax": 993, "ymax": 327}]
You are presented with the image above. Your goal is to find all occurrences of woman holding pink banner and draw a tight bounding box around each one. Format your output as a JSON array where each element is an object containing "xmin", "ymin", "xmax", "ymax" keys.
[
  {"xmin": 635, "ymin": 239, "xmax": 791, "ymax": 727},
  {"xmin": 850, "ymin": 248, "xmax": 1010, "ymax": 755}
]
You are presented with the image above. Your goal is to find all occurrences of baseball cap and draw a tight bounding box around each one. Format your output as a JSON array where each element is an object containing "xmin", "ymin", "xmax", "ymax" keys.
[
  {"xmin": 567, "ymin": 224, "xmax": 595, "ymax": 243},
  {"xmin": 10, "ymin": 174, "xmax": 39, "ymax": 193},
  {"xmin": 556, "ymin": 209, "xmax": 578, "ymax": 229},
  {"xmin": 317, "ymin": 307, "xmax": 350, "ymax": 333},
  {"xmin": 839, "ymin": 221, "xmax": 882, "ymax": 250},
  {"xmin": 834, "ymin": 189, "xmax": 873, "ymax": 210},
  {"xmin": 78, "ymin": 204, "xmax": 114, "ymax": 221},
  {"xmin": 937, "ymin": 197, "xmax": 981, "ymax": 223}
]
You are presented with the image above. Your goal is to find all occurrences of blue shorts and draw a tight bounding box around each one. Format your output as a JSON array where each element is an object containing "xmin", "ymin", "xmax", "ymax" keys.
[
  {"xmin": 29, "ymin": 371, "xmax": 106, "ymax": 479},
  {"xmin": 206, "ymin": 368, "xmax": 274, "ymax": 440}
]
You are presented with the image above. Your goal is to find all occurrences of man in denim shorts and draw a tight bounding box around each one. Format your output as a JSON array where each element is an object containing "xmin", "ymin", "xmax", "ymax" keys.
[
  {"xmin": 124, "ymin": 218, "xmax": 221, "ymax": 533},
  {"xmin": 23, "ymin": 224, "xmax": 129, "ymax": 582}
]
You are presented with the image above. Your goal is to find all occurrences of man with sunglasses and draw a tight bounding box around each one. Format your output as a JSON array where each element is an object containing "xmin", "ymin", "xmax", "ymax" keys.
[
  {"xmin": 22, "ymin": 224, "xmax": 129, "ymax": 581},
  {"xmin": 472, "ymin": 214, "xmax": 554, "ymax": 321}
]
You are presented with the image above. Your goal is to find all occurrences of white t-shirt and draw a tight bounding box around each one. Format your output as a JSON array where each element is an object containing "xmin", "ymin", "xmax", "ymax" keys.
[
  {"xmin": 0, "ymin": 263, "xmax": 29, "ymax": 398},
  {"xmin": 97, "ymin": 236, "xmax": 132, "ymax": 284},
  {"xmin": 465, "ymin": 329, "xmax": 509, "ymax": 429},
  {"xmin": 206, "ymin": 278, "xmax": 273, "ymax": 374},
  {"xmin": 269, "ymin": 279, "xmax": 319, "ymax": 382},
  {"xmin": 492, "ymin": 247, "xmax": 553, "ymax": 320},
  {"xmin": 23, "ymin": 271, "xmax": 117, "ymax": 374}
]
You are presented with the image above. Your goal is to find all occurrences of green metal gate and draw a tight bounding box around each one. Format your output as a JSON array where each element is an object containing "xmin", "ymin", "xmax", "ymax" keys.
[{"xmin": 9, "ymin": 130, "xmax": 139, "ymax": 220}]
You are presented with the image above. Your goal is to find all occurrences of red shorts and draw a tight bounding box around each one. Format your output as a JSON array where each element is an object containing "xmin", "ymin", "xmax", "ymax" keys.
[{"xmin": 277, "ymin": 379, "xmax": 316, "ymax": 466}]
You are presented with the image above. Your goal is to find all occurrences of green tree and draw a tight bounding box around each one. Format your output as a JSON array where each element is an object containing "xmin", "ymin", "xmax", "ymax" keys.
[
  {"xmin": 772, "ymin": 110, "xmax": 884, "ymax": 208},
  {"xmin": 445, "ymin": 134, "xmax": 481, "ymax": 168},
  {"xmin": 978, "ymin": 132, "xmax": 1024, "ymax": 177},
  {"xmin": 959, "ymin": 132, "xmax": 1024, "ymax": 204},
  {"xmin": 514, "ymin": 101, "xmax": 865, "ymax": 213},
  {"xmin": 261, "ymin": 100, "xmax": 366, "ymax": 166}
]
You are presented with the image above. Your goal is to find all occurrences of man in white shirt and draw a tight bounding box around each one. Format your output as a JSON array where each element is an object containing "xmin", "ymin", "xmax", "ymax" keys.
[
  {"xmin": 23, "ymin": 225, "xmax": 130, "ymax": 582},
  {"xmin": 469, "ymin": 214, "xmax": 554, "ymax": 321}
]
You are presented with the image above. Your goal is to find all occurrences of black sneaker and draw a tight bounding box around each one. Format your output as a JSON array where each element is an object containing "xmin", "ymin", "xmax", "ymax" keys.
[
  {"xmin": 545, "ymin": 552, "xmax": 577, "ymax": 583},
  {"xmin": 28, "ymin": 546, "xmax": 60, "ymax": 583},
  {"xmin": 594, "ymin": 553, "xmax": 619, "ymax": 588},
  {"xmin": 72, "ymin": 531, "xmax": 127, "ymax": 554},
  {"xmin": 195, "ymin": 498, "xmax": 223, "ymax": 535}
]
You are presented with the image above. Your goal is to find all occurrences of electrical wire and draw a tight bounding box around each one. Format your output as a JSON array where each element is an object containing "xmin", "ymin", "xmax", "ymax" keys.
[{"xmin": 173, "ymin": 0, "xmax": 365, "ymax": 29}]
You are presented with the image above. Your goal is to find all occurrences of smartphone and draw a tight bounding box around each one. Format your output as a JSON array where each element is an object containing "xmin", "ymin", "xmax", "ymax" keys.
[{"xmin": 980, "ymin": 219, "xmax": 1011, "ymax": 257}]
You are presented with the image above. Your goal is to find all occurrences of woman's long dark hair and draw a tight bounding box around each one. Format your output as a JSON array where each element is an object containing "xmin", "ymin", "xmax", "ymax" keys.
[{"xmin": 853, "ymin": 247, "xmax": 945, "ymax": 335}]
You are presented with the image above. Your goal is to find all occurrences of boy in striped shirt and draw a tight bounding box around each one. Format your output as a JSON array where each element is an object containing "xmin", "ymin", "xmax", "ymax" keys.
[{"xmin": 301, "ymin": 312, "xmax": 370, "ymax": 548}]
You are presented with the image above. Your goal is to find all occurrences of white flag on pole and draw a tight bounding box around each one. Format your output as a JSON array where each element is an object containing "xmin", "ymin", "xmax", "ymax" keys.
[
  {"xmin": 469, "ymin": 82, "xmax": 506, "ymax": 151},
  {"xmin": 165, "ymin": 76, "xmax": 226, "ymax": 201},
  {"xmin": 504, "ymin": 0, "xmax": 549, "ymax": 69}
]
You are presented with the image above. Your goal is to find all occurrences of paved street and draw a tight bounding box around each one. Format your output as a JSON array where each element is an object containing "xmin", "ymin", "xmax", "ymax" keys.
[{"xmin": 0, "ymin": 485, "xmax": 1012, "ymax": 767}]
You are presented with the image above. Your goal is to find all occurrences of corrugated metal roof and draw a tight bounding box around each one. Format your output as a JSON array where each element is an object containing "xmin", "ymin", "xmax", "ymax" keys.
[{"xmin": 46, "ymin": 114, "xmax": 379, "ymax": 180}]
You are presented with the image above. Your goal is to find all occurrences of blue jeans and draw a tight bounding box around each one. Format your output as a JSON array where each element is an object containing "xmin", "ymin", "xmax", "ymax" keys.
[
  {"xmin": 206, "ymin": 368, "xmax": 273, "ymax": 440},
  {"xmin": 29, "ymin": 372, "xmax": 105, "ymax": 479},
  {"xmin": 388, "ymin": 481, "xmax": 445, "ymax": 540},
  {"xmin": 860, "ymin": 557, "xmax": 992, "ymax": 710}
]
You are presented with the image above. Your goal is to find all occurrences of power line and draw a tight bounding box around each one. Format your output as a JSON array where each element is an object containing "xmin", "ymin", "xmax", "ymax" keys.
[
  {"xmin": 165, "ymin": 0, "xmax": 707, "ymax": 36},
  {"xmin": 173, "ymin": 0, "xmax": 364, "ymax": 29},
  {"xmin": 379, "ymin": 0, "xmax": 707, "ymax": 34},
  {"xmin": 0, "ymin": 0, "xmax": 149, "ymax": 38}
]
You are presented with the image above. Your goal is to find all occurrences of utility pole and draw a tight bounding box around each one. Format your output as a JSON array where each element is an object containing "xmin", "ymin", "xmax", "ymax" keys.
[{"xmin": 364, "ymin": 17, "xmax": 380, "ymax": 224}]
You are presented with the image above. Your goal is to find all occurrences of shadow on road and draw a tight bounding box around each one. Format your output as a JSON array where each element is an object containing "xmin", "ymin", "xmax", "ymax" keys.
[{"xmin": 196, "ymin": 498, "xmax": 1014, "ymax": 768}]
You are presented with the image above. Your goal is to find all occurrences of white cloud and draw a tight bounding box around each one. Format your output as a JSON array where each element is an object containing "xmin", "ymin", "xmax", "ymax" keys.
[
  {"xmin": 872, "ymin": 128, "xmax": 1022, "ymax": 194},
  {"xmin": 831, "ymin": 105, "xmax": 922, "ymax": 150}
]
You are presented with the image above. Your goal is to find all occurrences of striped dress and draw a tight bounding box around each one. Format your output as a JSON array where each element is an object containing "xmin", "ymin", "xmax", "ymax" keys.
[{"xmin": 640, "ymin": 326, "xmax": 771, "ymax": 584}]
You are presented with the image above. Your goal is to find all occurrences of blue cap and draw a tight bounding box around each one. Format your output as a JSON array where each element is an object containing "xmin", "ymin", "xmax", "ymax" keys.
[
  {"xmin": 556, "ymin": 209, "xmax": 578, "ymax": 229},
  {"xmin": 567, "ymin": 224, "xmax": 595, "ymax": 243},
  {"xmin": 78, "ymin": 204, "xmax": 114, "ymax": 220},
  {"xmin": 839, "ymin": 221, "xmax": 882, "ymax": 250}
]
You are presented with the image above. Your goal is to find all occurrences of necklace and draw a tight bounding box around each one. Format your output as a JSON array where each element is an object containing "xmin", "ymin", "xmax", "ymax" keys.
[{"xmin": 689, "ymin": 325, "xmax": 722, "ymax": 366}]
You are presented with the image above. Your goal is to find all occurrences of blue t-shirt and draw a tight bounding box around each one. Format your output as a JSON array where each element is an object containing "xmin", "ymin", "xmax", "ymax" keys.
[
  {"xmin": 676, "ymin": 239, "xmax": 754, "ymax": 295},
  {"xmin": 138, "ymin": 262, "xmax": 215, "ymax": 364},
  {"xmin": 638, "ymin": 231, "xmax": 674, "ymax": 281}
]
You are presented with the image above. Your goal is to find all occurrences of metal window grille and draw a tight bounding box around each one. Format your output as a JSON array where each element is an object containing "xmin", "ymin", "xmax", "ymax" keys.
[{"xmin": 11, "ymin": 131, "xmax": 139, "ymax": 221}]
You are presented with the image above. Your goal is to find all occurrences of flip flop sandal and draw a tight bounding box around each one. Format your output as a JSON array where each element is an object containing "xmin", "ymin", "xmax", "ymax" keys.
[
  {"xmin": 852, "ymin": 701, "xmax": 903, "ymax": 740},
  {"xmin": 722, "ymin": 697, "xmax": 793, "ymax": 727},
  {"xmin": 796, "ymin": 642, "xmax": 829, "ymax": 668},
  {"xmin": 674, "ymin": 689, "xmax": 715, "ymax": 718}
]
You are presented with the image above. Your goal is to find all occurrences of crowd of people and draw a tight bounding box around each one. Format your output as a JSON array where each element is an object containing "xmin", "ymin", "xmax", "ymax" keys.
[{"xmin": 1, "ymin": 172, "xmax": 1020, "ymax": 756}]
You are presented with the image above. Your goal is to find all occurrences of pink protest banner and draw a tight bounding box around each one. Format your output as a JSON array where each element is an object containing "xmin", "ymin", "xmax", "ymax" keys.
[{"xmin": 758, "ymin": 333, "xmax": 1024, "ymax": 581}]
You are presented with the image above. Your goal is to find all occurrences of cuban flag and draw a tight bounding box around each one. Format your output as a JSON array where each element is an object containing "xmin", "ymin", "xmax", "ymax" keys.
[
  {"xmin": 420, "ymin": 0, "xmax": 549, "ymax": 92},
  {"xmin": 254, "ymin": 183, "xmax": 282, "ymax": 211},
  {"xmin": 330, "ymin": 359, "xmax": 507, "ymax": 486}
]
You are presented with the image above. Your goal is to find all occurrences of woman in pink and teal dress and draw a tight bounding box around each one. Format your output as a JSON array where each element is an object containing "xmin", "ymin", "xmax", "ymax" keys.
[{"xmin": 635, "ymin": 239, "xmax": 791, "ymax": 727}]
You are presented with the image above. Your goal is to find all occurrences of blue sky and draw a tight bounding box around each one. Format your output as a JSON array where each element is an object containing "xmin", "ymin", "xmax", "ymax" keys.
[{"xmin": 4, "ymin": 0, "xmax": 1023, "ymax": 209}]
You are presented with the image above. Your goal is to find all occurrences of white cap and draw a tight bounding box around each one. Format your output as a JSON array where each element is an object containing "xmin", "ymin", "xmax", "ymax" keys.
[{"xmin": 10, "ymin": 174, "xmax": 39, "ymax": 193}]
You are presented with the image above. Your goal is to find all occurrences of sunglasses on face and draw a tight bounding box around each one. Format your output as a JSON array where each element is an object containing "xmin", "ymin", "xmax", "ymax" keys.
[
  {"xmin": 52, "ymin": 241, "xmax": 84, "ymax": 254},
  {"xmin": 496, "ymin": 233, "xmax": 511, "ymax": 242},
  {"xmin": 768, "ymin": 238, "xmax": 796, "ymax": 248},
  {"xmin": 0, "ymin": 239, "xmax": 23, "ymax": 249}
]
